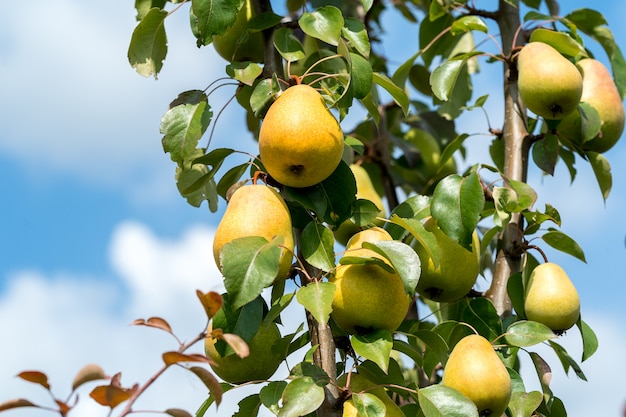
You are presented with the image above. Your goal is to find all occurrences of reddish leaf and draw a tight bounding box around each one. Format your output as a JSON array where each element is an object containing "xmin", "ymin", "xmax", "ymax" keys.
[
  {"xmin": 131, "ymin": 317, "xmax": 173, "ymax": 334},
  {"xmin": 189, "ymin": 366, "xmax": 223, "ymax": 406},
  {"xmin": 221, "ymin": 333, "xmax": 249, "ymax": 359},
  {"xmin": 89, "ymin": 381, "xmax": 137, "ymax": 409},
  {"xmin": 72, "ymin": 363, "xmax": 108, "ymax": 391},
  {"xmin": 17, "ymin": 371, "xmax": 50, "ymax": 390},
  {"xmin": 162, "ymin": 351, "xmax": 212, "ymax": 366},
  {"xmin": 197, "ymin": 290, "xmax": 223, "ymax": 319},
  {"xmin": 55, "ymin": 399, "xmax": 71, "ymax": 415},
  {"xmin": 165, "ymin": 408, "xmax": 193, "ymax": 417},
  {"xmin": 0, "ymin": 398, "xmax": 38, "ymax": 412}
]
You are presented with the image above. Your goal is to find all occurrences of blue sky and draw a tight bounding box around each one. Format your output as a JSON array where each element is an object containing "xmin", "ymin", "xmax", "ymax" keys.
[{"xmin": 1, "ymin": 1, "xmax": 625, "ymax": 416}]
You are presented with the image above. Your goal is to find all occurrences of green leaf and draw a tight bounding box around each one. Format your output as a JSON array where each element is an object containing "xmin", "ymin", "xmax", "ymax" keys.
[
  {"xmin": 529, "ymin": 352, "xmax": 553, "ymax": 402},
  {"xmin": 577, "ymin": 319, "xmax": 599, "ymax": 362},
  {"xmin": 273, "ymin": 27, "xmax": 306, "ymax": 62},
  {"xmin": 300, "ymin": 222, "xmax": 335, "ymax": 272},
  {"xmin": 234, "ymin": 394, "xmax": 262, "ymax": 417},
  {"xmin": 226, "ymin": 62, "xmax": 263, "ymax": 86},
  {"xmin": 505, "ymin": 321, "xmax": 556, "ymax": 347},
  {"xmin": 250, "ymin": 75, "xmax": 282, "ymax": 118},
  {"xmin": 414, "ymin": 329, "xmax": 450, "ymax": 368},
  {"xmin": 541, "ymin": 230, "xmax": 586, "ymax": 263},
  {"xmin": 192, "ymin": 147, "xmax": 235, "ymax": 166},
  {"xmin": 352, "ymin": 393, "xmax": 386, "ymax": 417},
  {"xmin": 431, "ymin": 172, "xmax": 484, "ymax": 250},
  {"xmin": 278, "ymin": 377, "xmax": 325, "ymax": 417},
  {"xmin": 460, "ymin": 298, "xmax": 502, "ymax": 341},
  {"xmin": 296, "ymin": 282, "xmax": 336, "ymax": 325},
  {"xmin": 507, "ymin": 273, "xmax": 525, "ymax": 318},
  {"xmin": 342, "ymin": 18, "xmax": 370, "ymax": 58},
  {"xmin": 430, "ymin": 58, "xmax": 465, "ymax": 102},
  {"xmin": 192, "ymin": 0, "xmax": 241, "ymax": 41},
  {"xmin": 587, "ymin": 151, "xmax": 612, "ymax": 201},
  {"xmin": 418, "ymin": 385, "xmax": 479, "ymax": 417},
  {"xmin": 216, "ymin": 163, "xmax": 249, "ymax": 199},
  {"xmin": 349, "ymin": 53, "xmax": 373, "ymax": 99},
  {"xmin": 532, "ymin": 133, "xmax": 559, "ymax": 176},
  {"xmin": 351, "ymin": 330, "xmax": 393, "ymax": 373},
  {"xmin": 260, "ymin": 381, "xmax": 287, "ymax": 415},
  {"xmin": 221, "ymin": 236, "xmax": 283, "ymax": 309},
  {"xmin": 508, "ymin": 391, "xmax": 544, "ymax": 417},
  {"xmin": 351, "ymin": 199, "xmax": 382, "ymax": 227},
  {"xmin": 175, "ymin": 164, "xmax": 218, "ymax": 210},
  {"xmin": 299, "ymin": 6, "xmax": 344, "ymax": 47},
  {"xmin": 128, "ymin": 8, "xmax": 168, "ymax": 78},
  {"xmin": 450, "ymin": 16, "xmax": 488, "ymax": 35},
  {"xmin": 548, "ymin": 340, "xmax": 587, "ymax": 381},
  {"xmin": 505, "ymin": 178, "xmax": 538, "ymax": 210},
  {"xmin": 529, "ymin": 28, "xmax": 587, "ymax": 58},
  {"xmin": 372, "ymin": 72, "xmax": 409, "ymax": 116},
  {"xmin": 361, "ymin": 240, "xmax": 421, "ymax": 295}
]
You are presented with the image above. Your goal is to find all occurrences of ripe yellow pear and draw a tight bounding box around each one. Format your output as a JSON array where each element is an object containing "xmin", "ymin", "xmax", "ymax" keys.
[
  {"xmin": 343, "ymin": 226, "xmax": 393, "ymax": 260},
  {"xmin": 518, "ymin": 42, "xmax": 583, "ymax": 120},
  {"xmin": 259, "ymin": 84, "xmax": 344, "ymax": 188},
  {"xmin": 414, "ymin": 218, "xmax": 480, "ymax": 303},
  {"xmin": 524, "ymin": 262, "xmax": 580, "ymax": 332},
  {"xmin": 212, "ymin": 0, "xmax": 264, "ymax": 63},
  {"xmin": 213, "ymin": 184, "xmax": 294, "ymax": 280},
  {"xmin": 334, "ymin": 164, "xmax": 387, "ymax": 246},
  {"xmin": 558, "ymin": 59, "xmax": 625, "ymax": 153},
  {"xmin": 338, "ymin": 373, "xmax": 405, "ymax": 417},
  {"xmin": 205, "ymin": 321, "xmax": 285, "ymax": 384},
  {"xmin": 442, "ymin": 334, "xmax": 512, "ymax": 417}
]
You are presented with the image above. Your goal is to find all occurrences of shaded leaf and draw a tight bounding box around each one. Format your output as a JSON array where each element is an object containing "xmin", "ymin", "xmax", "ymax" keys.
[
  {"xmin": 234, "ymin": 394, "xmax": 262, "ymax": 417},
  {"xmin": 296, "ymin": 282, "xmax": 336, "ymax": 325},
  {"xmin": 300, "ymin": 222, "xmax": 335, "ymax": 272},
  {"xmin": 192, "ymin": 0, "xmax": 241, "ymax": 42},
  {"xmin": 189, "ymin": 366, "xmax": 223, "ymax": 406},
  {"xmin": 90, "ymin": 380, "xmax": 136, "ymax": 409},
  {"xmin": 351, "ymin": 330, "xmax": 393, "ymax": 373},
  {"xmin": 162, "ymin": 352, "xmax": 212, "ymax": 366},
  {"xmin": 16, "ymin": 371, "xmax": 50, "ymax": 390},
  {"xmin": 505, "ymin": 321, "xmax": 555, "ymax": 347},
  {"xmin": 548, "ymin": 340, "xmax": 587, "ymax": 381},
  {"xmin": 273, "ymin": 27, "xmax": 306, "ymax": 62},
  {"xmin": 372, "ymin": 72, "xmax": 409, "ymax": 116},
  {"xmin": 196, "ymin": 290, "xmax": 223, "ymax": 320},
  {"xmin": 349, "ymin": 53, "xmax": 373, "ymax": 99},
  {"xmin": 577, "ymin": 319, "xmax": 599, "ymax": 362},
  {"xmin": 587, "ymin": 151, "xmax": 612, "ymax": 201},
  {"xmin": 278, "ymin": 377, "xmax": 325, "ymax": 417},
  {"xmin": 72, "ymin": 363, "xmax": 108, "ymax": 391},
  {"xmin": 362, "ymin": 240, "xmax": 421, "ymax": 295},
  {"xmin": 165, "ymin": 409, "xmax": 193, "ymax": 417},
  {"xmin": 418, "ymin": 384, "xmax": 479, "ymax": 417},
  {"xmin": 131, "ymin": 317, "xmax": 173, "ymax": 334},
  {"xmin": 0, "ymin": 398, "xmax": 39, "ymax": 412},
  {"xmin": 221, "ymin": 333, "xmax": 250, "ymax": 358},
  {"xmin": 529, "ymin": 352, "xmax": 553, "ymax": 401},
  {"xmin": 541, "ymin": 230, "xmax": 586, "ymax": 263},
  {"xmin": 532, "ymin": 133, "xmax": 559, "ymax": 175},
  {"xmin": 128, "ymin": 8, "xmax": 168, "ymax": 78},
  {"xmin": 260, "ymin": 381, "xmax": 288, "ymax": 414}
]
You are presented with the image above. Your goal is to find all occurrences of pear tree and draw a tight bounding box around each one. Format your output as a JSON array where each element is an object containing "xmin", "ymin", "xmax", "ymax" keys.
[{"xmin": 1, "ymin": 1, "xmax": 623, "ymax": 417}]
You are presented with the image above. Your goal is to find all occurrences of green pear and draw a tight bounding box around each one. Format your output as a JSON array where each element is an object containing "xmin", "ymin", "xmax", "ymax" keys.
[
  {"xmin": 442, "ymin": 334, "xmax": 511, "ymax": 417},
  {"xmin": 518, "ymin": 42, "xmax": 583, "ymax": 120},
  {"xmin": 259, "ymin": 83, "xmax": 344, "ymax": 188},
  {"xmin": 334, "ymin": 164, "xmax": 387, "ymax": 246},
  {"xmin": 213, "ymin": 184, "xmax": 294, "ymax": 280},
  {"xmin": 414, "ymin": 218, "xmax": 480, "ymax": 303},
  {"xmin": 524, "ymin": 262, "xmax": 580, "ymax": 332},
  {"xmin": 558, "ymin": 59, "xmax": 625, "ymax": 153},
  {"xmin": 212, "ymin": 0, "xmax": 264, "ymax": 63},
  {"xmin": 338, "ymin": 373, "xmax": 405, "ymax": 417}
]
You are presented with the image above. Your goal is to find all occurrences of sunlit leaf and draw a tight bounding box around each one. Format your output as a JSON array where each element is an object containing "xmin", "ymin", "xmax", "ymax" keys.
[
  {"xmin": 362, "ymin": 240, "xmax": 421, "ymax": 295},
  {"xmin": 221, "ymin": 332, "xmax": 251, "ymax": 358},
  {"xmin": 577, "ymin": 319, "xmax": 598, "ymax": 362},
  {"xmin": 529, "ymin": 352, "xmax": 553, "ymax": 402},
  {"xmin": 548, "ymin": 340, "xmax": 587, "ymax": 380},
  {"xmin": 89, "ymin": 376, "xmax": 137, "ymax": 409},
  {"xmin": 351, "ymin": 330, "xmax": 393, "ymax": 373},
  {"xmin": 451, "ymin": 15, "xmax": 488, "ymax": 35},
  {"xmin": 342, "ymin": 18, "xmax": 370, "ymax": 58},
  {"xmin": 508, "ymin": 390, "xmax": 544, "ymax": 417},
  {"xmin": 296, "ymin": 282, "xmax": 335, "ymax": 325},
  {"xmin": 505, "ymin": 321, "xmax": 555, "ymax": 347},
  {"xmin": 430, "ymin": 58, "xmax": 465, "ymax": 102},
  {"xmin": 299, "ymin": 6, "xmax": 344, "ymax": 46},
  {"xmin": 165, "ymin": 409, "xmax": 193, "ymax": 417},
  {"xmin": 234, "ymin": 394, "xmax": 262, "ymax": 417},
  {"xmin": 532, "ymin": 133, "xmax": 559, "ymax": 176},
  {"xmin": 189, "ymin": 366, "xmax": 223, "ymax": 406},
  {"xmin": 192, "ymin": 0, "xmax": 241, "ymax": 41},
  {"xmin": 273, "ymin": 27, "xmax": 306, "ymax": 62},
  {"xmin": 587, "ymin": 151, "xmax": 612, "ymax": 201},
  {"xmin": 162, "ymin": 352, "xmax": 213, "ymax": 366},
  {"xmin": 128, "ymin": 8, "xmax": 168, "ymax": 78},
  {"xmin": 352, "ymin": 392, "xmax": 385, "ymax": 416},
  {"xmin": 529, "ymin": 28, "xmax": 587, "ymax": 57},
  {"xmin": 349, "ymin": 53, "xmax": 373, "ymax": 99},
  {"xmin": 278, "ymin": 377, "xmax": 325, "ymax": 417},
  {"xmin": 260, "ymin": 381, "xmax": 287, "ymax": 414},
  {"xmin": 541, "ymin": 230, "xmax": 586, "ymax": 263},
  {"xmin": 300, "ymin": 222, "xmax": 335, "ymax": 272},
  {"xmin": 372, "ymin": 72, "xmax": 409, "ymax": 116},
  {"xmin": 16, "ymin": 371, "xmax": 50, "ymax": 390},
  {"xmin": 418, "ymin": 384, "xmax": 479, "ymax": 417},
  {"xmin": 72, "ymin": 363, "xmax": 108, "ymax": 391},
  {"xmin": 0, "ymin": 398, "xmax": 38, "ymax": 412},
  {"xmin": 196, "ymin": 290, "xmax": 223, "ymax": 320},
  {"xmin": 226, "ymin": 62, "xmax": 263, "ymax": 86},
  {"xmin": 131, "ymin": 317, "xmax": 173, "ymax": 334}
]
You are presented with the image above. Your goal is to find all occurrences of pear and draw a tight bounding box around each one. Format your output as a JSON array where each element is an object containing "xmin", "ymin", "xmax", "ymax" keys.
[
  {"xmin": 259, "ymin": 84, "xmax": 344, "ymax": 188},
  {"xmin": 518, "ymin": 42, "xmax": 583, "ymax": 120},
  {"xmin": 414, "ymin": 218, "xmax": 480, "ymax": 303},
  {"xmin": 212, "ymin": 0, "xmax": 264, "ymax": 63},
  {"xmin": 338, "ymin": 373, "xmax": 405, "ymax": 417},
  {"xmin": 442, "ymin": 334, "xmax": 512, "ymax": 417},
  {"xmin": 334, "ymin": 164, "xmax": 387, "ymax": 246},
  {"xmin": 332, "ymin": 227, "xmax": 410, "ymax": 334},
  {"xmin": 558, "ymin": 59, "xmax": 625, "ymax": 153},
  {"xmin": 213, "ymin": 184, "xmax": 294, "ymax": 280},
  {"xmin": 524, "ymin": 262, "xmax": 580, "ymax": 332}
]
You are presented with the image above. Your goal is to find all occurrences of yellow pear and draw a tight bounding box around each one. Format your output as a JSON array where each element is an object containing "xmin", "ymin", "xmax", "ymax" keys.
[
  {"xmin": 558, "ymin": 59, "xmax": 625, "ymax": 153},
  {"xmin": 343, "ymin": 226, "xmax": 393, "ymax": 261},
  {"xmin": 212, "ymin": 0, "xmax": 264, "ymax": 63},
  {"xmin": 414, "ymin": 218, "xmax": 480, "ymax": 303},
  {"xmin": 518, "ymin": 42, "xmax": 583, "ymax": 120},
  {"xmin": 213, "ymin": 184, "xmax": 294, "ymax": 280},
  {"xmin": 334, "ymin": 164, "xmax": 387, "ymax": 246},
  {"xmin": 442, "ymin": 334, "xmax": 512, "ymax": 417},
  {"xmin": 259, "ymin": 83, "xmax": 344, "ymax": 188},
  {"xmin": 524, "ymin": 262, "xmax": 580, "ymax": 332},
  {"xmin": 205, "ymin": 321, "xmax": 285, "ymax": 384},
  {"xmin": 331, "ymin": 261, "xmax": 410, "ymax": 334},
  {"xmin": 338, "ymin": 373, "xmax": 405, "ymax": 417}
]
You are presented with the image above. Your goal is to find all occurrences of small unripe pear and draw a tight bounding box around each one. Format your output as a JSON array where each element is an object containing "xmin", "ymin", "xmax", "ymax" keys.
[
  {"xmin": 558, "ymin": 59, "xmax": 625, "ymax": 153},
  {"xmin": 259, "ymin": 84, "xmax": 344, "ymax": 188},
  {"xmin": 442, "ymin": 334, "xmax": 512, "ymax": 417},
  {"xmin": 213, "ymin": 184, "xmax": 294, "ymax": 280},
  {"xmin": 524, "ymin": 262, "xmax": 580, "ymax": 332},
  {"xmin": 212, "ymin": 0, "xmax": 264, "ymax": 63},
  {"xmin": 518, "ymin": 42, "xmax": 583, "ymax": 120}
]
